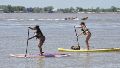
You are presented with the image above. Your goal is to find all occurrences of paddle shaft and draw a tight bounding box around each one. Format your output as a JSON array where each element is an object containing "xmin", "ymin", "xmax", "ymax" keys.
[
  {"xmin": 25, "ymin": 29, "xmax": 29, "ymax": 57},
  {"xmin": 74, "ymin": 26, "xmax": 80, "ymax": 47}
]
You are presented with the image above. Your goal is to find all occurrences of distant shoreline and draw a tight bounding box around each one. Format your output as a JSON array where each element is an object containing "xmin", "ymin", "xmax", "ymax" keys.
[{"xmin": 0, "ymin": 5, "xmax": 120, "ymax": 13}]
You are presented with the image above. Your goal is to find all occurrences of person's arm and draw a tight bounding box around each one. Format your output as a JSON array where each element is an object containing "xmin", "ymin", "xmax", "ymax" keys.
[
  {"xmin": 28, "ymin": 35, "xmax": 36, "ymax": 40},
  {"xmin": 28, "ymin": 27, "xmax": 36, "ymax": 30},
  {"xmin": 77, "ymin": 32, "xmax": 83, "ymax": 37},
  {"xmin": 80, "ymin": 32, "xmax": 83, "ymax": 35}
]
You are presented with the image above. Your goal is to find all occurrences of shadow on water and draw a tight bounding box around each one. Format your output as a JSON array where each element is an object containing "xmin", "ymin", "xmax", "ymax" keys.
[
  {"xmin": 24, "ymin": 58, "xmax": 45, "ymax": 68},
  {"xmin": 37, "ymin": 58, "xmax": 45, "ymax": 68}
]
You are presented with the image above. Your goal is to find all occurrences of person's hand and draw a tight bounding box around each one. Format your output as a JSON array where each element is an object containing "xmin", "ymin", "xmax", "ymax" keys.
[
  {"xmin": 77, "ymin": 35, "xmax": 79, "ymax": 37},
  {"xmin": 74, "ymin": 26, "xmax": 76, "ymax": 28},
  {"xmin": 28, "ymin": 26, "xmax": 31, "ymax": 28},
  {"xmin": 27, "ymin": 38, "xmax": 31, "ymax": 40},
  {"xmin": 27, "ymin": 38, "xmax": 30, "ymax": 40}
]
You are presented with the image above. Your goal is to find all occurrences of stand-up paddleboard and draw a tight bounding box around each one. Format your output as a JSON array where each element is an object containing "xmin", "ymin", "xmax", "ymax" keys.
[
  {"xmin": 9, "ymin": 53, "xmax": 70, "ymax": 58},
  {"xmin": 58, "ymin": 48, "xmax": 120, "ymax": 52}
]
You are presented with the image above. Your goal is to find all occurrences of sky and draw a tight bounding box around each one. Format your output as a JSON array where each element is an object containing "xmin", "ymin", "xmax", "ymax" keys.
[{"xmin": 0, "ymin": 0, "xmax": 120, "ymax": 8}]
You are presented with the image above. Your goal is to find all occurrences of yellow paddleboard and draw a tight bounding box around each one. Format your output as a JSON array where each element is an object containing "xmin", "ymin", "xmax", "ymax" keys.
[{"xmin": 58, "ymin": 48, "xmax": 120, "ymax": 52}]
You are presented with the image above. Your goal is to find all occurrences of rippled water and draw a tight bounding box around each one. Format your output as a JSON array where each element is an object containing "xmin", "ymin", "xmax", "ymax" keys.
[{"xmin": 0, "ymin": 13, "xmax": 120, "ymax": 68}]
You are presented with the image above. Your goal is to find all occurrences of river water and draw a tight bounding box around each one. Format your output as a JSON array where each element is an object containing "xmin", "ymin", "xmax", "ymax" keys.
[{"xmin": 0, "ymin": 13, "xmax": 120, "ymax": 68}]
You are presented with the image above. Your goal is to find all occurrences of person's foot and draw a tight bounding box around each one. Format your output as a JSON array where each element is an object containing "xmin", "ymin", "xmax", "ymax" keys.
[
  {"xmin": 87, "ymin": 47, "xmax": 89, "ymax": 50},
  {"xmin": 38, "ymin": 52, "xmax": 44, "ymax": 55},
  {"xmin": 40, "ymin": 52, "xmax": 44, "ymax": 56},
  {"xmin": 38, "ymin": 53, "xmax": 43, "ymax": 56},
  {"xmin": 87, "ymin": 48, "xmax": 90, "ymax": 50},
  {"xmin": 87, "ymin": 45, "xmax": 90, "ymax": 50}
]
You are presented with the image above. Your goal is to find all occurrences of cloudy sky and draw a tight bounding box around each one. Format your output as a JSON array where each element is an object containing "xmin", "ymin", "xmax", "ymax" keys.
[{"xmin": 0, "ymin": 0, "xmax": 120, "ymax": 8}]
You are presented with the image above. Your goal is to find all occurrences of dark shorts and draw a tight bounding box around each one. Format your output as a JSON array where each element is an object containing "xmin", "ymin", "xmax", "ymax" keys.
[
  {"xmin": 38, "ymin": 36, "xmax": 45, "ymax": 47},
  {"xmin": 40, "ymin": 36, "xmax": 45, "ymax": 43}
]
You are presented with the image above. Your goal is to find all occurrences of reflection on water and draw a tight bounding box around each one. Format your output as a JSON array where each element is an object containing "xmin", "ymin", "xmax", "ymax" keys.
[
  {"xmin": 84, "ymin": 53, "xmax": 91, "ymax": 68},
  {"xmin": 37, "ymin": 58, "xmax": 45, "ymax": 68},
  {"xmin": 23, "ymin": 58, "xmax": 45, "ymax": 68},
  {"xmin": 0, "ymin": 13, "xmax": 120, "ymax": 68}
]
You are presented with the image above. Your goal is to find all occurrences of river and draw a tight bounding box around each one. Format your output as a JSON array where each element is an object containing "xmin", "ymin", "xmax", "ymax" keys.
[{"xmin": 0, "ymin": 13, "xmax": 120, "ymax": 68}]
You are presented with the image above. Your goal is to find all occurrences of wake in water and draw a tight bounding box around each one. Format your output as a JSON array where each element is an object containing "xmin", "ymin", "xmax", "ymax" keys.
[{"xmin": 2, "ymin": 18, "xmax": 79, "ymax": 21}]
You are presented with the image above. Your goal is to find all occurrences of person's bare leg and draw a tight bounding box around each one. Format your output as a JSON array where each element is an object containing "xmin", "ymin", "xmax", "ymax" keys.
[
  {"xmin": 38, "ymin": 41, "xmax": 43, "ymax": 55},
  {"xmin": 38, "ymin": 37, "xmax": 45, "ymax": 56},
  {"xmin": 86, "ymin": 39, "xmax": 89, "ymax": 50},
  {"xmin": 40, "ymin": 47, "xmax": 43, "ymax": 55},
  {"xmin": 86, "ymin": 34, "xmax": 91, "ymax": 50}
]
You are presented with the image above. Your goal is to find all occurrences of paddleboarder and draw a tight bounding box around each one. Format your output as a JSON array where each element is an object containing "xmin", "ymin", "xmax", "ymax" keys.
[
  {"xmin": 81, "ymin": 17, "xmax": 88, "ymax": 20},
  {"xmin": 76, "ymin": 22, "xmax": 91, "ymax": 50},
  {"xmin": 28, "ymin": 25, "xmax": 45, "ymax": 55}
]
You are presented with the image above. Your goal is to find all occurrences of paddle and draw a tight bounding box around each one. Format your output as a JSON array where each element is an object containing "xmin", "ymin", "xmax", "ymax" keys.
[
  {"xmin": 74, "ymin": 26, "xmax": 80, "ymax": 49},
  {"xmin": 25, "ymin": 29, "xmax": 29, "ymax": 57}
]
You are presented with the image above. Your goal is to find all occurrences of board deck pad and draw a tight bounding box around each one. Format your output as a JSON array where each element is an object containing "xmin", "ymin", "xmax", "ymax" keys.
[{"xmin": 9, "ymin": 53, "xmax": 70, "ymax": 58}]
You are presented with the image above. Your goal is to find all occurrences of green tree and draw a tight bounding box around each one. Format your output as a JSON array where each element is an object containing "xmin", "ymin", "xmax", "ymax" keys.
[
  {"xmin": 33, "ymin": 7, "xmax": 40, "ymax": 13},
  {"xmin": 33, "ymin": 7, "xmax": 44, "ymax": 13},
  {"xmin": 13, "ymin": 6, "xmax": 25, "ymax": 12},
  {"xmin": 7, "ymin": 5, "xmax": 14, "ymax": 13},
  {"xmin": 56, "ymin": 8, "xmax": 64, "ymax": 13},
  {"xmin": 95, "ymin": 7, "xmax": 100, "ymax": 13},
  {"xmin": 110, "ymin": 6, "xmax": 117, "ymax": 12},
  {"xmin": 63, "ymin": 8, "xmax": 70, "ymax": 13},
  {"xmin": 69, "ymin": 7, "xmax": 75, "ymax": 13},
  {"xmin": 44, "ymin": 6, "xmax": 54, "ymax": 13},
  {"xmin": 76, "ymin": 7, "xmax": 83, "ymax": 12}
]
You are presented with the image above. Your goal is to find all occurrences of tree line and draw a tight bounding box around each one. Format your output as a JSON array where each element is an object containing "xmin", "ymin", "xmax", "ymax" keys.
[{"xmin": 0, "ymin": 5, "xmax": 120, "ymax": 13}]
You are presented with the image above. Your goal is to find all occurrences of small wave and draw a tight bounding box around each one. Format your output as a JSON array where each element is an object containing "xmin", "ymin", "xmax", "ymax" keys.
[
  {"xmin": 28, "ymin": 19, "xmax": 35, "ymax": 21},
  {"xmin": 19, "ymin": 19, "xmax": 24, "ymax": 20},
  {"xmin": 37, "ymin": 18, "xmax": 79, "ymax": 21},
  {"xmin": 61, "ymin": 19, "xmax": 65, "ymax": 20},
  {"xmin": 4, "ymin": 18, "xmax": 79, "ymax": 21},
  {"xmin": 37, "ymin": 19, "xmax": 45, "ymax": 20},
  {"xmin": 7, "ymin": 19, "xmax": 18, "ymax": 21}
]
